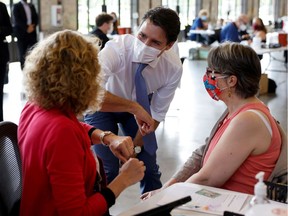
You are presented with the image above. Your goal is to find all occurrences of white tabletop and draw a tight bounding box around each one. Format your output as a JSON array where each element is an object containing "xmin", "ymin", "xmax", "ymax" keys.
[
  {"xmin": 189, "ymin": 30, "xmax": 215, "ymax": 35},
  {"xmin": 253, "ymin": 45, "xmax": 288, "ymax": 55},
  {"xmin": 117, "ymin": 182, "xmax": 287, "ymax": 216}
]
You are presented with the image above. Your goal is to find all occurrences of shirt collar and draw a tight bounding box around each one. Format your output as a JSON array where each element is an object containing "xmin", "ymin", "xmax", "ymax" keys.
[
  {"xmin": 132, "ymin": 54, "xmax": 160, "ymax": 68},
  {"xmin": 21, "ymin": 0, "xmax": 28, "ymax": 5}
]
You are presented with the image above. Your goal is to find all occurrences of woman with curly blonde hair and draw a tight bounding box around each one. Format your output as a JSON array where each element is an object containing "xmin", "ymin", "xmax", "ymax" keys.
[{"xmin": 18, "ymin": 30, "xmax": 148, "ymax": 216}]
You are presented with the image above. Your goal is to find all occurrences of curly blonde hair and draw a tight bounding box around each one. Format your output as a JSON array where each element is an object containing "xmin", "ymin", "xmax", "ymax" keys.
[{"xmin": 23, "ymin": 30, "xmax": 104, "ymax": 115}]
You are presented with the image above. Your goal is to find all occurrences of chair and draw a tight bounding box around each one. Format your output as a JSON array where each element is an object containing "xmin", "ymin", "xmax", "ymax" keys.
[
  {"xmin": 265, "ymin": 120, "xmax": 288, "ymax": 204},
  {"xmin": 0, "ymin": 121, "xmax": 21, "ymax": 216},
  {"xmin": 264, "ymin": 181, "xmax": 287, "ymax": 203}
]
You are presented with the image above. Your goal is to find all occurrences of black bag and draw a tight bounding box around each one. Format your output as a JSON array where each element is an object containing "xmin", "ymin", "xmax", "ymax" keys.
[
  {"xmin": 268, "ymin": 78, "xmax": 277, "ymax": 93},
  {"xmin": 4, "ymin": 62, "xmax": 9, "ymax": 85}
]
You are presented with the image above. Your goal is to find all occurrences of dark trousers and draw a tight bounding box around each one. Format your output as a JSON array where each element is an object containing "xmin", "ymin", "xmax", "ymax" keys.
[
  {"xmin": 17, "ymin": 34, "xmax": 37, "ymax": 69},
  {"xmin": 0, "ymin": 62, "xmax": 5, "ymax": 121},
  {"xmin": 84, "ymin": 111, "xmax": 162, "ymax": 194},
  {"xmin": 0, "ymin": 42, "xmax": 9, "ymax": 121}
]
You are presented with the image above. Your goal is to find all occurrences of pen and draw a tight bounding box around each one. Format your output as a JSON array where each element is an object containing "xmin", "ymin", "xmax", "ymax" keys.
[{"xmin": 182, "ymin": 204, "xmax": 209, "ymax": 210}]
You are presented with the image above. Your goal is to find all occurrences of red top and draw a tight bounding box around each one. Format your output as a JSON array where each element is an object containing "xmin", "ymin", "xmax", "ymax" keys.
[
  {"xmin": 203, "ymin": 103, "xmax": 281, "ymax": 194},
  {"xmin": 18, "ymin": 102, "xmax": 108, "ymax": 216}
]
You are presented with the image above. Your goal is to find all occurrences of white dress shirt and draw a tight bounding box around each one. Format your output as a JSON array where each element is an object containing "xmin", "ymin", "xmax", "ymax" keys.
[
  {"xmin": 21, "ymin": 0, "xmax": 32, "ymax": 25},
  {"xmin": 99, "ymin": 34, "xmax": 183, "ymax": 122}
]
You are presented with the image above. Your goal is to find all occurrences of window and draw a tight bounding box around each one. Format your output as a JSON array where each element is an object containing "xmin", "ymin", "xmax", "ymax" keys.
[
  {"xmin": 77, "ymin": 0, "xmax": 127, "ymax": 33},
  {"xmin": 162, "ymin": 0, "xmax": 196, "ymax": 29},
  {"xmin": 259, "ymin": 0, "xmax": 274, "ymax": 25},
  {"xmin": 218, "ymin": 0, "xmax": 241, "ymax": 22},
  {"xmin": 119, "ymin": 0, "xmax": 131, "ymax": 27},
  {"xmin": 77, "ymin": 0, "xmax": 89, "ymax": 33}
]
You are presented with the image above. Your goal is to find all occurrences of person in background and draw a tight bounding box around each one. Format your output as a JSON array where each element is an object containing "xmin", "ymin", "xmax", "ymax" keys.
[
  {"xmin": 84, "ymin": 7, "xmax": 182, "ymax": 194},
  {"xmin": 252, "ymin": 17, "xmax": 267, "ymax": 42},
  {"xmin": 12, "ymin": 0, "xmax": 38, "ymax": 70},
  {"xmin": 110, "ymin": 12, "xmax": 119, "ymax": 35},
  {"xmin": 0, "ymin": 1, "xmax": 12, "ymax": 121},
  {"xmin": 220, "ymin": 14, "xmax": 250, "ymax": 43},
  {"xmin": 90, "ymin": 13, "xmax": 114, "ymax": 49},
  {"xmin": 18, "ymin": 30, "xmax": 148, "ymax": 216},
  {"xmin": 216, "ymin": 18, "xmax": 224, "ymax": 29},
  {"xmin": 251, "ymin": 17, "xmax": 267, "ymax": 60},
  {"xmin": 141, "ymin": 42, "xmax": 282, "ymax": 199},
  {"xmin": 189, "ymin": 9, "xmax": 209, "ymax": 43}
]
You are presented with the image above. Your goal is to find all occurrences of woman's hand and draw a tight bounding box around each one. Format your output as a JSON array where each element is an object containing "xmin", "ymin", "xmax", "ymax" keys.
[
  {"xmin": 108, "ymin": 158, "xmax": 145, "ymax": 198},
  {"xmin": 119, "ymin": 158, "xmax": 146, "ymax": 186},
  {"xmin": 140, "ymin": 178, "xmax": 178, "ymax": 200},
  {"xmin": 140, "ymin": 188, "xmax": 162, "ymax": 200}
]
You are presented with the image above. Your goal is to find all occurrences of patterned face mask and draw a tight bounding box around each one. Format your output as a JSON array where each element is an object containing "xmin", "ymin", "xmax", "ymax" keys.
[{"xmin": 203, "ymin": 68, "xmax": 228, "ymax": 101}]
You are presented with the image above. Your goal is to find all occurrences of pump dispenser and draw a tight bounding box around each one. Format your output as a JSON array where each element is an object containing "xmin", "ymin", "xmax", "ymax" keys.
[{"xmin": 249, "ymin": 171, "xmax": 270, "ymax": 207}]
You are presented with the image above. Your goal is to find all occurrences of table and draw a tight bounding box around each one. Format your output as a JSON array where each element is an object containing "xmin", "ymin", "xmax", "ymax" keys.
[
  {"xmin": 253, "ymin": 45, "xmax": 288, "ymax": 72},
  {"xmin": 188, "ymin": 29, "xmax": 215, "ymax": 35},
  {"xmin": 118, "ymin": 183, "xmax": 287, "ymax": 216},
  {"xmin": 253, "ymin": 45, "xmax": 288, "ymax": 55},
  {"xmin": 188, "ymin": 30, "xmax": 216, "ymax": 44}
]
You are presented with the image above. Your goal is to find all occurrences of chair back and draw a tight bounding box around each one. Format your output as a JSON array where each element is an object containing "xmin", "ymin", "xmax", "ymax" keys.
[
  {"xmin": 264, "ymin": 181, "xmax": 287, "ymax": 203},
  {"xmin": 0, "ymin": 121, "xmax": 21, "ymax": 215},
  {"xmin": 265, "ymin": 120, "xmax": 288, "ymax": 204}
]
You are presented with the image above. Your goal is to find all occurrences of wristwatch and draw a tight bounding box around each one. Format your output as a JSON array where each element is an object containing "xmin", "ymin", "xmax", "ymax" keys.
[
  {"xmin": 134, "ymin": 146, "xmax": 142, "ymax": 154},
  {"xmin": 100, "ymin": 131, "xmax": 112, "ymax": 146}
]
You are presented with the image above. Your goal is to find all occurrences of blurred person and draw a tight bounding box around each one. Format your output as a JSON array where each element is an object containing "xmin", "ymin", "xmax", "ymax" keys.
[
  {"xmin": 12, "ymin": 0, "xmax": 38, "ymax": 70},
  {"xmin": 220, "ymin": 14, "xmax": 250, "ymax": 42},
  {"xmin": 18, "ymin": 30, "xmax": 148, "ymax": 216},
  {"xmin": 110, "ymin": 12, "xmax": 119, "ymax": 35},
  {"xmin": 251, "ymin": 17, "xmax": 267, "ymax": 60},
  {"xmin": 252, "ymin": 17, "xmax": 267, "ymax": 42},
  {"xmin": 142, "ymin": 42, "xmax": 283, "ymax": 199},
  {"xmin": 216, "ymin": 18, "xmax": 224, "ymax": 29},
  {"xmin": 84, "ymin": 7, "xmax": 182, "ymax": 194},
  {"xmin": 90, "ymin": 13, "xmax": 114, "ymax": 50},
  {"xmin": 189, "ymin": 9, "xmax": 209, "ymax": 43},
  {"xmin": 0, "ymin": 1, "xmax": 12, "ymax": 121}
]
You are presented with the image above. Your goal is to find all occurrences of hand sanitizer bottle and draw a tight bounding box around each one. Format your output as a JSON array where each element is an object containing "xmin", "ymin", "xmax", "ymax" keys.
[{"xmin": 249, "ymin": 171, "xmax": 270, "ymax": 207}]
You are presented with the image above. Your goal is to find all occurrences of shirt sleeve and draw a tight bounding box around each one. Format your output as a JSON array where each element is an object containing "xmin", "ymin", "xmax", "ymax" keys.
[
  {"xmin": 172, "ymin": 144, "xmax": 206, "ymax": 181},
  {"xmin": 220, "ymin": 24, "xmax": 240, "ymax": 43},
  {"xmin": 46, "ymin": 124, "xmax": 110, "ymax": 216},
  {"xmin": 150, "ymin": 64, "xmax": 183, "ymax": 122},
  {"xmin": 98, "ymin": 40, "xmax": 122, "ymax": 85}
]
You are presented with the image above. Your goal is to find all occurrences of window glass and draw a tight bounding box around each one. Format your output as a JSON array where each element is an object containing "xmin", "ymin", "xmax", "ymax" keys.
[
  {"xmin": 259, "ymin": 0, "xmax": 274, "ymax": 25},
  {"xmin": 218, "ymin": 0, "xmax": 241, "ymax": 22},
  {"xmin": 119, "ymin": 0, "xmax": 131, "ymax": 27},
  {"xmin": 88, "ymin": 0, "xmax": 102, "ymax": 32},
  {"xmin": 78, "ymin": 0, "xmax": 89, "ymax": 33},
  {"xmin": 162, "ymin": 0, "xmax": 196, "ymax": 30},
  {"xmin": 78, "ymin": 0, "xmax": 119, "ymax": 34}
]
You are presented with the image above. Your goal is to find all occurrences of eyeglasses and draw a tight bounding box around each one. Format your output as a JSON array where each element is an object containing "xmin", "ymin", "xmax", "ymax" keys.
[{"xmin": 206, "ymin": 67, "xmax": 222, "ymax": 79}]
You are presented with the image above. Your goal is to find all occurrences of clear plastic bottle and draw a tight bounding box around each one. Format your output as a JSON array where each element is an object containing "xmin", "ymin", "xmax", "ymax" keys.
[{"xmin": 249, "ymin": 171, "xmax": 270, "ymax": 207}]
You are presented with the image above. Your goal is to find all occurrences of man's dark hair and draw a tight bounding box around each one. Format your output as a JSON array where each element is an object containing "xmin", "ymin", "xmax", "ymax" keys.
[
  {"xmin": 141, "ymin": 7, "xmax": 180, "ymax": 44},
  {"xmin": 95, "ymin": 13, "xmax": 113, "ymax": 27}
]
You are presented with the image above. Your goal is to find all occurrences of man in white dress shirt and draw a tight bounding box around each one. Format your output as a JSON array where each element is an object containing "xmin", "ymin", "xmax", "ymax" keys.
[
  {"xmin": 84, "ymin": 6, "xmax": 182, "ymax": 194},
  {"xmin": 12, "ymin": 0, "xmax": 38, "ymax": 69}
]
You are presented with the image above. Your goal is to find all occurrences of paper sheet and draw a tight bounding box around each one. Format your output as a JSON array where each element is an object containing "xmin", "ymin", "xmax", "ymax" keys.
[{"xmin": 157, "ymin": 187, "xmax": 249, "ymax": 215}]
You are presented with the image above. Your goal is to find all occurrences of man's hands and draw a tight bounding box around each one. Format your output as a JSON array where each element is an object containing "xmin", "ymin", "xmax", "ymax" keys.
[
  {"xmin": 132, "ymin": 103, "xmax": 154, "ymax": 136},
  {"xmin": 27, "ymin": 24, "xmax": 35, "ymax": 33},
  {"xmin": 108, "ymin": 135, "xmax": 135, "ymax": 162},
  {"xmin": 99, "ymin": 91, "xmax": 155, "ymax": 136}
]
